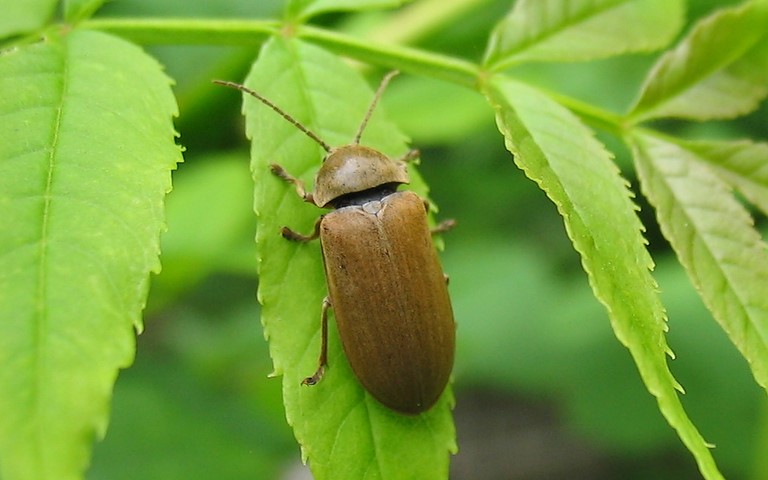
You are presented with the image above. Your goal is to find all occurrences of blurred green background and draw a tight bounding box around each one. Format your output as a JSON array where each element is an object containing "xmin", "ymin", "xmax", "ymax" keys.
[{"xmin": 85, "ymin": 0, "xmax": 768, "ymax": 478}]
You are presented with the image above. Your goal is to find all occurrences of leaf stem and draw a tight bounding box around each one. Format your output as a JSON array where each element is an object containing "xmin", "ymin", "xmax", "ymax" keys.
[
  {"xmin": 297, "ymin": 25, "xmax": 480, "ymax": 89},
  {"xmin": 542, "ymin": 88, "xmax": 628, "ymax": 136},
  {"xmin": 82, "ymin": 18, "xmax": 480, "ymax": 89},
  {"xmin": 82, "ymin": 18, "xmax": 621, "ymax": 135},
  {"xmin": 81, "ymin": 18, "xmax": 281, "ymax": 45}
]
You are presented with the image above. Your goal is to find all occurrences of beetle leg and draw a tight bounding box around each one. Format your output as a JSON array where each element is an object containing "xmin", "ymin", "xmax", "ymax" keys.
[
  {"xmin": 419, "ymin": 198, "xmax": 456, "ymax": 235},
  {"xmin": 270, "ymin": 163, "xmax": 316, "ymax": 204},
  {"xmin": 302, "ymin": 297, "xmax": 331, "ymax": 386},
  {"xmin": 281, "ymin": 217, "xmax": 322, "ymax": 242},
  {"xmin": 431, "ymin": 219, "xmax": 457, "ymax": 234},
  {"xmin": 395, "ymin": 148, "xmax": 420, "ymax": 164}
]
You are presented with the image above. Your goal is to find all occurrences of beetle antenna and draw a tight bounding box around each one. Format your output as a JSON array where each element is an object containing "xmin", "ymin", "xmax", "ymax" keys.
[
  {"xmin": 213, "ymin": 80, "xmax": 333, "ymax": 153},
  {"xmin": 353, "ymin": 70, "xmax": 399, "ymax": 145}
]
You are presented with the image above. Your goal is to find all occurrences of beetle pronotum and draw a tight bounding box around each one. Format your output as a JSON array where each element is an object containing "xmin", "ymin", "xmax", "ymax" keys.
[{"xmin": 215, "ymin": 72, "xmax": 455, "ymax": 414}]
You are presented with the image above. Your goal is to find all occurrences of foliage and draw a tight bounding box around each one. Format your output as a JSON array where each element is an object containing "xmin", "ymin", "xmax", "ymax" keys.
[{"xmin": 1, "ymin": 0, "xmax": 767, "ymax": 479}]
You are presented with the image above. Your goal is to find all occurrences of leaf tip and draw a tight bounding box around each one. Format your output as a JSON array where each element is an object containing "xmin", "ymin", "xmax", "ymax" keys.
[
  {"xmin": 665, "ymin": 346, "xmax": 675, "ymax": 359},
  {"xmin": 674, "ymin": 380, "xmax": 685, "ymax": 395}
]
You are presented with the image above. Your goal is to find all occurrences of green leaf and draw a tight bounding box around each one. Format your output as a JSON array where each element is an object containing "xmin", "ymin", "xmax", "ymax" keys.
[
  {"xmin": 679, "ymin": 139, "xmax": 768, "ymax": 217},
  {"xmin": 629, "ymin": 1, "xmax": 768, "ymax": 121},
  {"xmin": 0, "ymin": 29, "xmax": 181, "ymax": 479},
  {"xmin": 0, "ymin": 0, "xmax": 57, "ymax": 39},
  {"xmin": 484, "ymin": 77, "xmax": 723, "ymax": 480},
  {"xmin": 286, "ymin": 0, "xmax": 410, "ymax": 22},
  {"xmin": 631, "ymin": 133, "xmax": 768, "ymax": 394},
  {"xmin": 235, "ymin": 37, "xmax": 454, "ymax": 480},
  {"xmin": 483, "ymin": 0, "xmax": 684, "ymax": 70},
  {"xmin": 63, "ymin": 0, "xmax": 107, "ymax": 23}
]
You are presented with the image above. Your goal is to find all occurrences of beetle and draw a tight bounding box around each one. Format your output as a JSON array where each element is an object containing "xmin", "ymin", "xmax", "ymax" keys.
[{"xmin": 214, "ymin": 72, "xmax": 455, "ymax": 414}]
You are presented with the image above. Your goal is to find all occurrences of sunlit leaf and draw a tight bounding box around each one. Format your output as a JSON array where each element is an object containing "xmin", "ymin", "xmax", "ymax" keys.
[
  {"xmin": 630, "ymin": 1, "xmax": 768, "ymax": 121},
  {"xmin": 679, "ymin": 139, "xmax": 768, "ymax": 217},
  {"xmin": 63, "ymin": 0, "xmax": 107, "ymax": 23},
  {"xmin": 0, "ymin": 0, "xmax": 56, "ymax": 39},
  {"xmin": 484, "ymin": 0, "xmax": 684, "ymax": 69},
  {"xmin": 631, "ymin": 133, "xmax": 768, "ymax": 393},
  {"xmin": 233, "ymin": 36, "xmax": 455, "ymax": 480},
  {"xmin": 0, "ymin": 29, "xmax": 181, "ymax": 478},
  {"xmin": 485, "ymin": 77, "xmax": 723, "ymax": 480}
]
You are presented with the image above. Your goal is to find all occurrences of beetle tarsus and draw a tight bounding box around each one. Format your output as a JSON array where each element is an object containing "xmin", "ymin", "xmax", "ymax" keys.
[
  {"xmin": 281, "ymin": 218, "xmax": 322, "ymax": 242},
  {"xmin": 301, "ymin": 366, "xmax": 326, "ymax": 386},
  {"xmin": 302, "ymin": 297, "xmax": 331, "ymax": 387}
]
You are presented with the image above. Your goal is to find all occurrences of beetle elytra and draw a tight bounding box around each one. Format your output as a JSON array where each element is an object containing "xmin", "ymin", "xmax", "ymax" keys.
[{"xmin": 214, "ymin": 72, "xmax": 455, "ymax": 414}]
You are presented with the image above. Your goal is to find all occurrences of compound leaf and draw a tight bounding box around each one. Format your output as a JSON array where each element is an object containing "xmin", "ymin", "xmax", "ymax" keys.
[{"xmin": 485, "ymin": 77, "xmax": 723, "ymax": 480}]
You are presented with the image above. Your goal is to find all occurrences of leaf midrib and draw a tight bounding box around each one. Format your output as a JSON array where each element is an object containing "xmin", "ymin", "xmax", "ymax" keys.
[{"xmin": 31, "ymin": 40, "xmax": 68, "ymax": 470}]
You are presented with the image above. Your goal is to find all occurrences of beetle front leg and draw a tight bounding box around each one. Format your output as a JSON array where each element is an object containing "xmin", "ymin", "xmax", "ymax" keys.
[
  {"xmin": 301, "ymin": 296, "xmax": 331, "ymax": 386},
  {"xmin": 270, "ymin": 163, "xmax": 316, "ymax": 204}
]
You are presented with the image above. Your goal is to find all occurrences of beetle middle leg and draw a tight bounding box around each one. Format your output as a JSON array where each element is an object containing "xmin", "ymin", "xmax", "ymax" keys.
[
  {"xmin": 281, "ymin": 217, "xmax": 322, "ymax": 242},
  {"xmin": 301, "ymin": 296, "xmax": 331, "ymax": 386},
  {"xmin": 430, "ymin": 218, "xmax": 455, "ymax": 285},
  {"xmin": 418, "ymin": 197, "xmax": 457, "ymax": 235},
  {"xmin": 431, "ymin": 219, "xmax": 456, "ymax": 234}
]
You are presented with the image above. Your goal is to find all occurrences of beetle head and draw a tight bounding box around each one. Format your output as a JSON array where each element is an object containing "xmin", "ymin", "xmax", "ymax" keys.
[{"xmin": 313, "ymin": 144, "xmax": 410, "ymax": 208}]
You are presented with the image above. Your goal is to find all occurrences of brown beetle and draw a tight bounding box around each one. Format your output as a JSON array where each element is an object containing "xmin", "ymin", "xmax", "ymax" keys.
[{"xmin": 215, "ymin": 72, "xmax": 455, "ymax": 414}]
